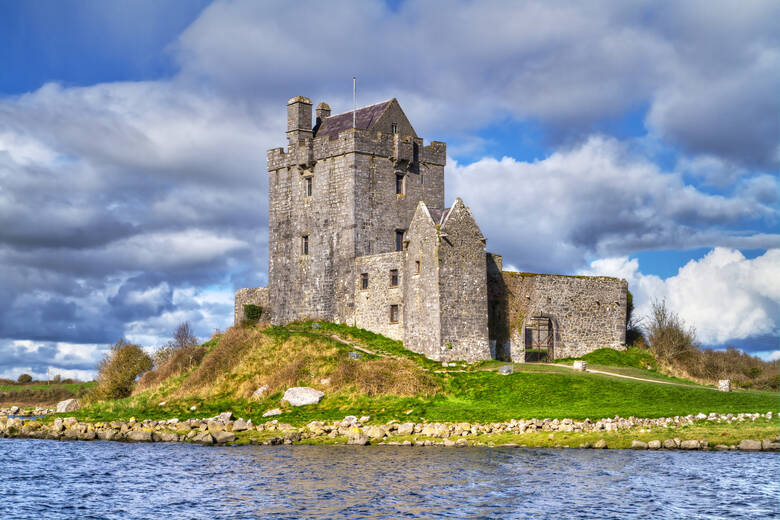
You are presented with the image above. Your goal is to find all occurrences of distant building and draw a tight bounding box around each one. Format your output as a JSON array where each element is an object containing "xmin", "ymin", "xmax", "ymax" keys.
[{"xmin": 235, "ymin": 96, "xmax": 628, "ymax": 362}]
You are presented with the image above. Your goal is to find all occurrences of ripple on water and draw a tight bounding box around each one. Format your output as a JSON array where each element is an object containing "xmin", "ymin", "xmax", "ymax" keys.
[{"xmin": 0, "ymin": 439, "xmax": 778, "ymax": 520}]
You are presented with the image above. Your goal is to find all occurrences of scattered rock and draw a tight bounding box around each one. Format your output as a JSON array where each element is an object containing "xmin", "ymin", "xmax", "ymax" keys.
[
  {"xmin": 762, "ymin": 439, "xmax": 780, "ymax": 451},
  {"xmin": 319, "ymin": 378, "xmax": 331, "ymax": 385},
  {"xmin": 348, "ymin": 352, "xmax": 361, "ymax": 359},
  {"xmin": 714, "ymin": 444, "xmax": 730, "ymax": 451},
  {"xmin": 631, "ymin": 440, "xmax": 648, "ymax": 449},
  {"xmin": 718, "ymin": 379, "xmax": 731, "ymax": 392},
  {"xmin": 127, "ymin": 431, "xmax": 153, "ymax": 442},
  {"xmin": 593, "ymin": 439, "xmax": 607, "ymax": 449},
  {"xmin": 397, "ymin": 422, "xmax": 415, "ymax": 436},
  {"xmin": 647, "ymin": 440, "xmax": 662, "ymax": 450},
  {"xmin": 281, "ymin": 387, "xmax": 324, "ymax": 406},
  {"xmin": 738, "ymin": 439, "xmax": 762, "ymax": 451},
  {"xmin": 251, "ymin": 385, "xmax": 269, "ymax": 399},
  {"xmin": 213, "ymin": 431, "xmax": 236, "ymax": 444},
  {"xmin": 262, "ymin": 408, "xmax": 282, "ymax": 417},
  {"xmin": 497, "ymin": 365, "xmax": 513, "ymax": 375},
  {"xmin": 662, "ymin": 439, "xmax": 677, "ymax": 449},
  {"xmin": 573, "ymin": 360, "xmax": 588, "ymax": 371},
  {"xmin": 680, "ymin": 440, "xmax": 701, "ymax": 450},
  {"xmin": 9, "ymin": 406, "xmax": 19, "ymax": 415},
  {"xmin": 56, "ymin": 399, "xmax": 80, "ymax": 413},
  {"xmin": 359, "ymin": 415, "xmax": 370, "ymax": 423},
  {"xmin": 311, "ymin": 322, "xmax": 323, "ymax": 329},
  {"xmin": 190, "ymin": 406, "xmax": 197, "ymax": 411},
  {"xmin": 347, "ymin": 434, "xmax": 370, "ymax": 445},
  {"xmin": 194, "ymin": 433, "xmax": 215, "ymax": 445},
  {"xmin": 218, "ymin": 411, "xmax": 234, "ymax": 422},
  {"xmin": 158, "ymin": 401, "xmax": 167, "ymax": 406},
  {"xmin": 232, "ymin": 419, "xmax": 249, "ymax": 432}
]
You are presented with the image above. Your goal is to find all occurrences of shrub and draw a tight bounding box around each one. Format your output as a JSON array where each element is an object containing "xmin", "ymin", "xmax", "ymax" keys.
[
  {"xmin": 17, "ymin": 374, "xmax": 33, "ymax": 384},
  {"xmin": 137, "ymin": 322, "xmax": 205, "ymax": 391},
  {"xmin": 243, "ymin": 304, "xmax": 264, "ymax": 324},
  {"xmin": 88, "ymin": 340, "xmax": 152, "ymax": 401},
  {"xmin": 645, "ymin": 300, "xmax": 698, "ymax": 364},
  {"xmin": 331, "ymin": 358, "xmax": 440, "ymax": 396}
]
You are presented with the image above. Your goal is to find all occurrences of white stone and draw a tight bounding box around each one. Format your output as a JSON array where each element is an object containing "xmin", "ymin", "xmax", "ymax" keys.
[
  {"xmin": 251, "ymin": 385, "xmax": 269, "ymax": 399},
  {"xmin": 56, "ymin": 399, "xmax": 80, "ymax": 413},
  {"xmin": 573, "ymin": 360, "xmax": 588, "ymax": 371},
  {"xmin": 281, "ymin": 387, "xmax": 324, "ymax": 406},
  {"xmin": 718, "ymin": 379, "xmax": 731, "ymax": 392},
  {"xmin": 262, "ymin": 408, "xmax": 282, "ymax": 417}
]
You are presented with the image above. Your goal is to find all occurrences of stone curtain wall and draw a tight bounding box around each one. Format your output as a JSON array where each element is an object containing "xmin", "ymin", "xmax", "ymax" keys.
[
  {"xmin": 234, "ymin": 287, "xmax": 270, "ymax": 326},
  {"xmin": 488, "ymin": 272, "xmax": 627, "ymax": 361},
  {"xmin": 353, "ymin": 252, "xmax": 404, "ymax": 340}
]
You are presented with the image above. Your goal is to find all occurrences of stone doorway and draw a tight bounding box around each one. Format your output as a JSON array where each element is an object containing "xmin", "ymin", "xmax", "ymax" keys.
[{"xmin": 524, "ymin": 315, "xmax": 553, "ymax": 362}]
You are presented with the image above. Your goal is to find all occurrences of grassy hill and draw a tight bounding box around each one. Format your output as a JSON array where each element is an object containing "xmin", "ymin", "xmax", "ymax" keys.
[
  {"xmin": 71, "ymin": 322, "xmax": 778, "ymax": 425},
  {"xmin": 0, "ymin": 381, "xmax": 94, "ymax": 407}
]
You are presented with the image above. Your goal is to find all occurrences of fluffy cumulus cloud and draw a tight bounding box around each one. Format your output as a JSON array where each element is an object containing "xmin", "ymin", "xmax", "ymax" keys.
[
  {"xmin": 582, "ymin": 249, "xmax": 780, "ymax": 358},
  {"xmin": 1, "ymin": 0, "xmax": 778, "ymax": 378},
  {"xmin": 447, "ymin": 136, "xmax": 779, "ymax": 274}
]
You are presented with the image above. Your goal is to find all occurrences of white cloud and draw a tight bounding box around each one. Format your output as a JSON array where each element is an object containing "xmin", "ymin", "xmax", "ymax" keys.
[
  {"xmin": 584, "ymin": 248, "xmax": 780, "ymax": 347},
  {"xmin": 447, "ymin": 136, "xmax": 779, "ymax": 274}
]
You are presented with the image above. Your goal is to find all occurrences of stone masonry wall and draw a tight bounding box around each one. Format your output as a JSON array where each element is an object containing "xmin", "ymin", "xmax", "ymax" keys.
[
  {"xmin": 437, "ymin": 201, "xmax": 491, "ymax": 362},
  {"xmin": 403, "ymin": 205, "xmax": 442, "ymax": 357},
  {"xmin": 234, "ymin": 287, "xmax": 269, "ymax": 326},
  {"xmin": 353, "ymin": 252, "xmax": 404, "ymax": 340},
  {"xmin": 488, "ymin": 272, "xmax": 627, "ymax": 361}
]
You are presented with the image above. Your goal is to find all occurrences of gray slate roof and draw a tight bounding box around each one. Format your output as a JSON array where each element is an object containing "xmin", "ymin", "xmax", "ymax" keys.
[{"xmin": 314, "ymin": 100, "xmax": 393, "ymax": 138}]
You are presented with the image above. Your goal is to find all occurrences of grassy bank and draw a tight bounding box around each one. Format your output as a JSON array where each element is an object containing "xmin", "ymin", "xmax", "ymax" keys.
[
  {"xmin": 0, "ymin": 381, "xmax": 94, "ymax": 407},
  {"xmin": 63, "ymin": 322, "xmax": 778, "ymax": 427}
]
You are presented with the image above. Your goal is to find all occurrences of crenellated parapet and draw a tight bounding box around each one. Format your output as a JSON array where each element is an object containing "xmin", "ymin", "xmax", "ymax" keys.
[{"xmin": 267, "ymin": 129, "xmax": 446, "ymax": 172}]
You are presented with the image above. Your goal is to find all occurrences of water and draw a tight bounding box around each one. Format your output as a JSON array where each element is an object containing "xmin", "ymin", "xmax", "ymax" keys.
[{"xmin": 1, "ymin": 439, "xmax": 778, "ymax": 519}]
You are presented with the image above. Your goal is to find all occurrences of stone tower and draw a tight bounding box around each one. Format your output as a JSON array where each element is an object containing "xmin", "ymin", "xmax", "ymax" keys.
[{"xmin": 266, "ymin": 96, "xmax": 447, "ymax": 325}]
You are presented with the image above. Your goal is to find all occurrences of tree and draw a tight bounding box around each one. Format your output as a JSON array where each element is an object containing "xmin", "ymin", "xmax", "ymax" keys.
[
  {"xmin": 89, "ymin": 339, "xmax": 153, "ymax": 401},
  {"xmin": 17, "ymin": 373, "xmax": 33, "ymax": 384},
  {"xmin": 644, "ymin": 300, "xmax": 697, "ymax": 363},
  {"xmin": 153, "ymin": 322, "xmax": 199, "ymax": 367}
]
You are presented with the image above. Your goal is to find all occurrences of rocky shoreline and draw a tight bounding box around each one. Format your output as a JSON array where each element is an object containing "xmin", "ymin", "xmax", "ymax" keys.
[{"xmin": 1, "ymin": 411, "xmax": 777, "ymax": 451}]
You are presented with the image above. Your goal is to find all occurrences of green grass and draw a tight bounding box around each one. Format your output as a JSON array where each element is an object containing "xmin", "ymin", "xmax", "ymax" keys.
[
  {"xmin": 0, "ymin": 381, "xmax": 95, "ymax": 406},
  {"xmin": 557, "ymin": 347, "xmax": 657, "ymax": 369},
  {"xmin": 59, "ymin": 323, "xmax": 780, "ymax": 426}
]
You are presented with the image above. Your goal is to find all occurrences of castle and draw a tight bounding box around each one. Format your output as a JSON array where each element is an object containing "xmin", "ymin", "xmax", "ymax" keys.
[{"xmin": 234, "ymin": 96, "xmax": 628, "ymax": 362}]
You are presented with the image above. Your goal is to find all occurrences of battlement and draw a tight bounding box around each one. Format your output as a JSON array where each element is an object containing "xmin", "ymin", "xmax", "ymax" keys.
[{"xmin": 267, "ymin": 129, "xmax": 446, "ymax": 171}]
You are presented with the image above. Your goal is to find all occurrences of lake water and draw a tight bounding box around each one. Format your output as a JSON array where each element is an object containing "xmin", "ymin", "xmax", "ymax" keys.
[{"xmin": 1, "ymin": 438, "xmax": 778, "ymax": 519}]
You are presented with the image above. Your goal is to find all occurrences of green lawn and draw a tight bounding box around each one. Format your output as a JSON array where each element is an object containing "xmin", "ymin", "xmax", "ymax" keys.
[{"xmin": 0, "ymin": 381, "xmax": 94, "ymax": 406}]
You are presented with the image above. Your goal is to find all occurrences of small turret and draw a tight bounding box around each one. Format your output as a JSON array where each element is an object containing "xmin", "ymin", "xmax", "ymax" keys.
[{"xmin": 287, "ymin": 96, "xmax": 312, "ymax": 146}]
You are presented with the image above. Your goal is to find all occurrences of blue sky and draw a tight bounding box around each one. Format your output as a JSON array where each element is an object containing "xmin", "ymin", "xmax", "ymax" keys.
[{"xmin": 0, "ymin": 0, "xmax": 777, "ymax": 379}]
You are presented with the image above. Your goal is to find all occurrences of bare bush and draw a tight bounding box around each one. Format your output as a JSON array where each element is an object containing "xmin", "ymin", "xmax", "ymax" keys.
[
  {"xmin": 87, "ymin": 340, "xmax": 152, "ymax": 401},
  {"xmin": 645, "ymin": 300, "xmax": 698, "ymax": 363},
  {"xmin": 137, "ymin": 322, "xmax": 205, "ymax": 391},
  {"xmin": 331, "ymin": 358, "xmax": 440, "ymax": 396}
]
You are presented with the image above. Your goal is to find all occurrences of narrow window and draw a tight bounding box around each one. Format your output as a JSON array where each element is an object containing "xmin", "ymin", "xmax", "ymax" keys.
[
  {"xmin": 415, "ymin": 260, "xmax": 421, "ymax": 274},
  {"xmin": 305, "ymin": 177, "xmax": 312, "ymax": 197},
  {"xmin": 361, "ymin": 273, "xmax": 369, "ymax": 290},
  {"xmin": 391, "ymin": 122, "xmax": 398, "ymax": 134},
  {"xmin": 395, "ymin": 173, "xmax": 405, "ymax": 195},
  {"xmin": 390, "ymin": 304, "xmax": 399, "ymax": 323},
  {"xmin": 395, "ymin": 230, "xmax": 405, "ymax": 252},
  {"xmin": 301, "ymin": 235, "xmax": 309, "ymax": 255},
  {"xmin": 390, "ymin": 269, "xmax": 399, "ymax": 287}
]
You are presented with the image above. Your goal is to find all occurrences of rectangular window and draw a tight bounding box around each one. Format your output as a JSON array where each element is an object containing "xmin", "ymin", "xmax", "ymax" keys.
[
  {"xmin": 395, "ymin": 173, "xmax": 405, "ymax": 195},
  {"xmin": 305, "ymin": 177, "xmax": 312, "ymax": 197},
  {"xmin": 415, "ymin": 260, "xmax": 421, "ymax": 274},
  {"xmin": 390, "ymin": 269, "xmax": 399, "ymax": 287},
  {"xmin": 390, "ymin": 304, "xmax": 399, "ymax": 323},
  {"xmin": 391, "ymin": 122, "xmax": 398, "ymax": 134},
  {"xmin": 301, "ymin": 235, "xmax": 309, "ymax": 255},
  {"xmin": 361, "ymin": 273, "xmax": 369, "ymax": 290},
  {"xmin": 395, "ymin": 230, "xmax": 405, "ymax": 252}
]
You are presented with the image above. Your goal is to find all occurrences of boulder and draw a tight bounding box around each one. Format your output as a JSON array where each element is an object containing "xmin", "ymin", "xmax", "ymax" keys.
[
  {"xmin": 717, "ymin": 379, "xmax": 731, "ymax": 392},
  {"xmin": 9, "ymin": 406, "xmax": 19, "ymax": 415},
  {"xmin": 680, "ymin": 440, "xmax": 700, "ymax": 450},
  {"xmin": 281, "ymin": 387, "xmax": 324, "ymax": 406},
  {"xmin": 573, "ymin": 360, "xmax": 588, "ymax": 371},
  {"xmin": 497, "ymin": 365, "xmax": 513, "ymax": 375},
  {"xmin": 127, "ymin": 431, "xmax": 153, "ymax": 442},
  {"xmin": 630, "ymin": 440, "xmax": 648, "ymax": 450},
  {"xmin": 397, "ymin": 422, "xmax": 415, "ymax": 436},
  {"xmin": 262, "ymin": 408, "xmax": 282, "ymax": 417},
  {"xmin": 738, "ymin": 439, "xmax": 762, "ymax": 451},
  {"xmin": 251, "ymin": 385, "xmax": 269, "ymax": 399},
  {"xmin": 213, "ymin": 431, "xmax": 236, "ymax": 444},
  {"xmin": 593, "ymin": 439, "xmax": 607, "ymax": 449},
  {"xmin": 193, "ymin": 432, "xmax": 214, "ymax": 445},
  {"xmin": 56, "ymin": 399, "xmax": 81, "ymax": 413},
  {"xmin": 647, "ymin": 440, "xmax": 662, "ymax": 450},
  {"xmin": 218, "ymin": 411, "xmax": 234, "ymax": 422},
  {"xmin": 762, "ymin": 439, "xmax": 780, "ymax": 451},
  {"xmin": 232, "ymin": 419, "xmax": 249, "ymax": 432},
  {"xmin": 347, "ymin": 433, "xmax": 370, "ymax": 445}
]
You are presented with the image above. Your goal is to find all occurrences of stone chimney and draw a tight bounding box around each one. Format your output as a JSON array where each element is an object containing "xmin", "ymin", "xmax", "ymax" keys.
[
  {"xmin": 287, "ymin": 96, "xmax": 312, "ymax": 146},
  {"xmin": 316, "ymin": 102, "xmax": 331, "ymax": 121}
]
